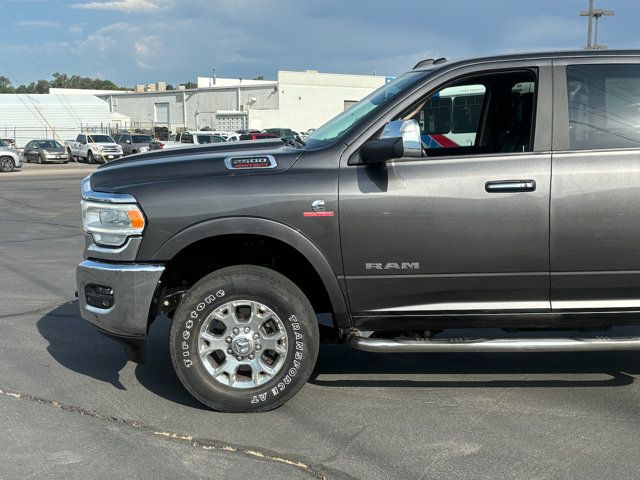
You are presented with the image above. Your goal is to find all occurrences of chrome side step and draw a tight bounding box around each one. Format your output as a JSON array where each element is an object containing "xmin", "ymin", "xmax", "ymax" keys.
[{"xmin": 347, "ymin": 331, "xmax": 640, "ymax": 353}]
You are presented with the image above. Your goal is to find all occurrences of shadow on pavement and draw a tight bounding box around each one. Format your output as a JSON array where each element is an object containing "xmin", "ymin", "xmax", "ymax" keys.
[
  {"xmin": 36, "ymin": 302, "xmax": 204, "ymax": 409},
  {"xmin": 37, "ymin": 301, "xmax": 128, "ymax": 389},
  {"xmin": 37, "ymin": 302, "xmax": 640, "ymax": 399},
  {"xmin": 310, "ymin": 343, "xmax": 640, "ymax": 389}
]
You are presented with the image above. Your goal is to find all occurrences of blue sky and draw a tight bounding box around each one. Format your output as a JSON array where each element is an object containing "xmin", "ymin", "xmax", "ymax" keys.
[{"xmin": 0, "ymin": 0, "xmax": 636, "ymax": 87}]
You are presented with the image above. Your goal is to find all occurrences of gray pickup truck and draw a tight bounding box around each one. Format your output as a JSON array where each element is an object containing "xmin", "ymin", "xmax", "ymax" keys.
[{"xmin": 77, "ymin": 50, "xmax": 640, "ymax": 412}]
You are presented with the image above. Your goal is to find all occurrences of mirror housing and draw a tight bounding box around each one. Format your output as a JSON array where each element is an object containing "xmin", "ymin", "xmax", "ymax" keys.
[
  {"xmin": 359, "ymin": 119, "xmax": 423, "ymax": 164},
  {"xmin": 360, "ymin": 137, "xmax": 404, "ymax": 164}
]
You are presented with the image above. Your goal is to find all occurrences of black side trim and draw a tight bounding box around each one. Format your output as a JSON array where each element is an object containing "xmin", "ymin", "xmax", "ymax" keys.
[{"xmin": 353, "ymin": 310, "xmax": 640, "ymax": 330}]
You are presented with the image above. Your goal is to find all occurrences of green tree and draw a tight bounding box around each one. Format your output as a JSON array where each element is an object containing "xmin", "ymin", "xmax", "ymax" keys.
[
  {"xmin": 49, "ymin": 72, "xmax": 121, "ymax": 90},
  {"xmin": 0, "ymin": 73, "xmax": 124, "ymax": 94},
  {"xmin": 0, "ymin": 76, "xmax": 12, "ymax": 93},
  {"xmin": 35, "ymin": 79, "xmax": 49, "ymax": 93}
]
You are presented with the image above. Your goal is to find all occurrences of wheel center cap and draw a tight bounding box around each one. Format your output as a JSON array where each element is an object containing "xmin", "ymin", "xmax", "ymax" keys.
[{"xmin": 232, "ymin": 335, "xmax": 254, "ymax": 356}]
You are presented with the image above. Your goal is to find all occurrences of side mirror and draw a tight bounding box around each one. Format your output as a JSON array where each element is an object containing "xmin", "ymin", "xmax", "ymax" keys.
[
  {"xmin": 360, "ymin": 137, "xmax": 404, "ymax": 164},
  {"xmin": 126, "ymin": 139, "xmax": 131, "ymax": 144},
  {"xmin": 381, "ymin": 119, "xmax": 422, "ymax": 157},
  {"xmin": 360, "ymin": 119, "xmax": 422, "ymax": 164}
]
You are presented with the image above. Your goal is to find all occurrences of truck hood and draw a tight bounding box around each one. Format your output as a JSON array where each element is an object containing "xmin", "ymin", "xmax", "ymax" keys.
[{"xmin": 90, "ymin": 139, "xmax": 303, "ymax": 192}]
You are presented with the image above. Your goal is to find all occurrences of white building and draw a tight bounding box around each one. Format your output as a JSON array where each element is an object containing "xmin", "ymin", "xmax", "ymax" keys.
[
  {"xmin": 0, "ymin": 94, "xmax": 111, "ymax": 147},
  {"xmin": 250, "ymin": 70, "xmax": 387, "ymax": 131},
  {"xmin": 99, "ymin": 70, "xmax": 388, "ymax": 134}
]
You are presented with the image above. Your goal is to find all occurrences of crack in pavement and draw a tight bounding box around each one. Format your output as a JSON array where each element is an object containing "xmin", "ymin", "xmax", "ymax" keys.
[
  {"xmin": 0, "ymin": 386, "xmax": 354, "ymax": 480},
  {"xmin": 0, "ymin": 300, "xmax": 75, "ymax": 320},
  {"xmin": 0, "ymin": 232, "xmax": 83, "ymax": 245},
  {"xmin": 0, "ymin": 217, "xmax": 79, "ymax": 229}
]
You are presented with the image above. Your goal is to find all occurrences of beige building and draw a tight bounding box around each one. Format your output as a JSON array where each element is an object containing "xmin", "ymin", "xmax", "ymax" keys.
[{"xmin": 95, "ymin": 70, "xmax": 389, "ymax": 133}]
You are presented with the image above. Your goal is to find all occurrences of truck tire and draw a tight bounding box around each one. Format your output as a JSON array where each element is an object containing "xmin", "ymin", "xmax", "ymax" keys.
[
  {"xmin": 87, "ymin": 151, "xmax": 94, "ymax": 164},
  {"xmin": 170, "ymin": 265, "xmax": 319, "ymax": 413},
  {"xmin": 0, "ymin": 156, "xmax": 15, "ymax": 172}
]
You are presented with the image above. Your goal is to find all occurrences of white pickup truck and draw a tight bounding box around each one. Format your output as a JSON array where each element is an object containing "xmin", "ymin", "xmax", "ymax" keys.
[
  {"xmin": 160, "ymin": 131, "xmax": 227, "ymax": 150},
  {"xmin": 65, "ymin": 133, "xmax": 123, "ymax": 164}
]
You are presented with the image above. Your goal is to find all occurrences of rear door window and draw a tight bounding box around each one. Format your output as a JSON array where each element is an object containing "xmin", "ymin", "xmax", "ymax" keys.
[{"xmin": 566, "ymin": 64, "xmax": 640, "ymax": 150}]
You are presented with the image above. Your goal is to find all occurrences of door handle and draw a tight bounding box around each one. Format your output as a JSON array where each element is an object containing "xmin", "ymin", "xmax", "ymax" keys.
[{"xmin": 485, "ymin": 180, "xmax": 536, "ymax": 193}]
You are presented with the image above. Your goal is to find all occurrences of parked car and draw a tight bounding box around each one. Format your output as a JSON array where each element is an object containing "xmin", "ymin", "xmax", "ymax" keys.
[
  {"xmin": 208, "ymin": 130, "xmax": 233, "ymax": 139},
  {"xmin": 23, "ymin": 139, "xmax": 69, "ymax": 164},
  {"xmin": 77, "ymin": 50, "xmax": 640, "ymax": 413},
  {"xmin": 66, "ymin": 134, "xmax": 123, "ymax": 164},
  {"xmin": 113, "ymin": 132, "xmax": 154, "ymax": 156},
  {"xmin": 263, "ymin": 128, "xmax": 297, "ymax": 143},
  {"xmin": 148, "ymin": 139, "xmax": 165, "ymax": 151},
  {"xmin": 0, "ymin": 139, "xmax": 23, "ymax": 172},
  {"xmin": 163, "ymin": 131, "xmax": 227, "ymax": 150},
  {"xmin": 239, "ymin": 132, "xmax": 279, "ymax": 141}
]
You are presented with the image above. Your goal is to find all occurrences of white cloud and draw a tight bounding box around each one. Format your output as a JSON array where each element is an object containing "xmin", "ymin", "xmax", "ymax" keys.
[
  {"xmin": 71, "ymin": 0, "xmax": 166, "ymax": 13},
  {"xmin": 14, "ymin": 20, "xmax": 61, "ymax": 28},
  {"xmin": 134, "ymin": 35, "xmax": 161, "ymax": 68},
  {"xmin": 68, "ymin": 25, "xmax": 84, "ymax": 36}
]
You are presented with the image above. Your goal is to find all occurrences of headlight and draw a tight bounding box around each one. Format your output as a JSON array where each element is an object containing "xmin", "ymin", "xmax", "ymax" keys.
[{"xmin": 81, "ymin": 200, "xmax": 145, "ymax": 247}]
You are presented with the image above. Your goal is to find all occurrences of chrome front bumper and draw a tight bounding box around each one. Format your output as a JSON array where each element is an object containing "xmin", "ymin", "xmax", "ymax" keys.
[{"xmin": 76, "ymin": 260, "xmax": 164, "ymax": 339}]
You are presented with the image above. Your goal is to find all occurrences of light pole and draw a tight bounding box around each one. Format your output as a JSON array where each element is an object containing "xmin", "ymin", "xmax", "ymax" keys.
[{"xmin": 580, "ymin": 1, "xmax": 614, "ymax": 50}]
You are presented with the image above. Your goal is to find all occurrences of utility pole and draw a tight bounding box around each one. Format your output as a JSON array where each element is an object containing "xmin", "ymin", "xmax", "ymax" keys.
[{"xmin": 580, "ymin": 1, "xmax": 614, "ymax": 50}]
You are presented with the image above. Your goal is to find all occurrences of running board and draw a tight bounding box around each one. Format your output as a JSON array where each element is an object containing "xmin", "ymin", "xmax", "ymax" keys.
[{"xmin": 347, "ymin": 332, "xmax": 640, "ymax": 353}]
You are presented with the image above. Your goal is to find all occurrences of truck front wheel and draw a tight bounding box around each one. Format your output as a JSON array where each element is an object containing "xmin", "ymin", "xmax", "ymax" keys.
[
  {"xmin": 86, "ymin": 151, "xmax": 94, "ymax": 164},
  {"xmin": 169, "ymin": 265, "xmax": 319, "ymax": 412}
]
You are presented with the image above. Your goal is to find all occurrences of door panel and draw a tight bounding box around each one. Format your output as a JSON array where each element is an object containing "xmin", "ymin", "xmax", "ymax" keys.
[
  {"xmin": 551, "ymin": 150, "xmax": 640, "ymax": 308},
  {"xmin": 339, "ymin": 153, "xmax": 551, "ymax": 314},
  {"xmin": 550, "ymin": 60, "xmax": 640, "ymax": 310}
]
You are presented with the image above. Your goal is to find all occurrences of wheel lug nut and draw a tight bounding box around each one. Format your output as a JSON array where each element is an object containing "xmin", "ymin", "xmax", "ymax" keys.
[
  {"xmin": 244, "ymin": 326, "xmax": 250, "ymax": 333},
  {"xmin": 232, "ymin": 327, "xmax": 239, "ymax": 335},
  {"xmin": 253, "ymin": 333, "xmax": 259, "ymax": 340},
  {"xmin": 248, "ymin": 354, "xmax": 255, "ymax": 360},
  {"xmin": 236, "ymin": 356, "xmax": 243, "ymax": 361},
  {"xmin": 255, "ymin": 344, "xmax": 261, "ymax": 351},
  {"xmin": 225, "ymin": 337, "xmax": 232, "ymax": 343},
  {"xmin": 227, "ymin": 348, "xmax": 233, "ymax": 354}
]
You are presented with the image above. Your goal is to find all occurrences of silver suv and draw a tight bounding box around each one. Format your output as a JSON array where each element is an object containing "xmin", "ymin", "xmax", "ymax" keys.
[
  {"xmin": 113, "ymin": 133, "xmax": 153, "ymax": 156},
  {"xmin": 0, "ymin": 139, "xmax": 23, "ymax": 172}
]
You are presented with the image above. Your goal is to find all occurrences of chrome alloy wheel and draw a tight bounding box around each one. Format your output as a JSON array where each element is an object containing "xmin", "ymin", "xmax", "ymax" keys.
[{"xmin": 198, "ymin": 300, "xmax": 288, "ymax": 389}]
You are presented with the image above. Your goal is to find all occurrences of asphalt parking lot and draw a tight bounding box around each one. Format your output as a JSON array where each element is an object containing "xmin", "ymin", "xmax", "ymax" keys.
[{"xmin": 2, "ymin": 163, "xmax": 640, "ymax": 479}]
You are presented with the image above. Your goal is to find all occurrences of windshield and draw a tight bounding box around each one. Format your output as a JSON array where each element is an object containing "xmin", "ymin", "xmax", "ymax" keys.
[
  {"xmin": 87, "ymin": 135, "xmax": 114, "ymax": 143},
  {"xmin": 132, "ymin": 135, "xmax": 152, "ymax": 143},
  {"xmin": 304, "ymin": 72, "xmax": 424, "ymax": 147},
  {"xmin": 37, "ymin": 140, "xmax": 62, "ymax": 148}
]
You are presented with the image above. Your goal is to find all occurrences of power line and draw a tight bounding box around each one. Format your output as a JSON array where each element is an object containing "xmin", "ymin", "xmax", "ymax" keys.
[{"xmin": 0, "ymin": 2, "xmax": 85, "ymax": 127}]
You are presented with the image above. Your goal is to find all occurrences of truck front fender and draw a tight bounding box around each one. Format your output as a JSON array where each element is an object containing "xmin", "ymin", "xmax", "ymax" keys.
[{"xmin": 151, "ymin": 216, "xmax": 351, "ymax": 327}]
